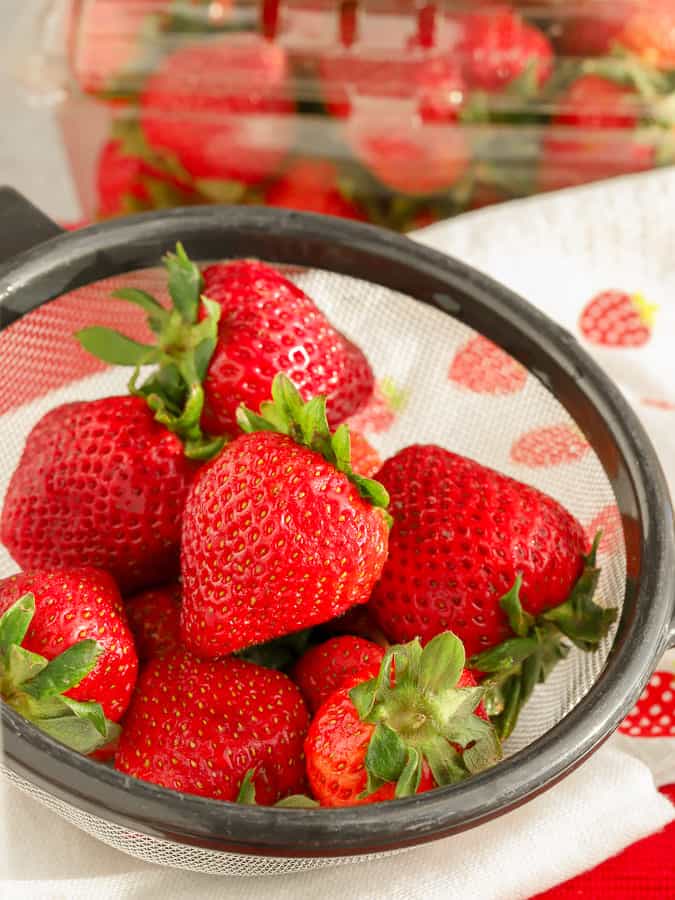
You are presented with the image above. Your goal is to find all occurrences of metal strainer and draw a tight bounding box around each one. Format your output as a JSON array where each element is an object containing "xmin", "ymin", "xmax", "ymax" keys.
[{"xmin": 0, "ymin": 188, "xmax": 673, "ymax": 875}]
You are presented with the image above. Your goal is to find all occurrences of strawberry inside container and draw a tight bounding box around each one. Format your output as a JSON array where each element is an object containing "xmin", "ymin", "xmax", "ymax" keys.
[{"xmin": 10, "ymin": 0, "xmax": 675, "ymax": 227}]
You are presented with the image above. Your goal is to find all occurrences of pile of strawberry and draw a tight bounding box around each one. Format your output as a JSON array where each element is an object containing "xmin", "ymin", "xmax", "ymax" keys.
[
  {"xmin": 69, "ymin": 1, "xmax": 675, "ymax": 230},
  {"xmin": 0, "ymin": 250, "xmax": 616, "ymax": 808}
]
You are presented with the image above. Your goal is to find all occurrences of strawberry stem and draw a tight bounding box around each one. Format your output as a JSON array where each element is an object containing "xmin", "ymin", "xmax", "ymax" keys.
[
  {"xmin": 75, "ymin": 243, "xmax": 227, "ymax": 461},
  {"xmin": 350, "ymin": 632, "xmax": 502, "ymax": 799},
  {"xmin": 470, "ymin": 533, "xmax": 617, "ymax": 739}
]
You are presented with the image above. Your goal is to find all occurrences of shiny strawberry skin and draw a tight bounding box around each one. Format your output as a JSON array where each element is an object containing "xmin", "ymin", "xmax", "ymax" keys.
[
  {"xmin": 181, "ymin": 432, "xmax": 390, "ymax": 657},
  {"xmin": 0, "ymin": 396, "xmax": 198, "ymax": 594},
  {"xmin": 125, "ymin": 583, "xmax": 182, "ymax": 662},
  {"xmin": 265, "ymin": 159, "xmax": 367, "ymax": 220},
  {"xmin": 115, "ymin": 649, "xmax": 308, "ymax": 803},
  {"xmin": 458, "ymin": 9, "xmax": 553, "ymax": 92},
  {"xmin": 305, "ymin": 668, "xmax": 480, "ymax": 807},
  {"xmin": 140, "ymin": 37, "xmax": 294, "ymax": 184},
  {"xmin": 369, "ymin": 445, "xmax": 587, "ymax": 659},
  {"xmin": 292, "ymin": 636, "xmax": 385, "ymax": 714},
  {"xmin": 0, "ymin": 568, "xmax": 138, "ymax": 721},
  {"xmin": 198, "ymin": 260, "xmax": 373, "ymax": 434}
]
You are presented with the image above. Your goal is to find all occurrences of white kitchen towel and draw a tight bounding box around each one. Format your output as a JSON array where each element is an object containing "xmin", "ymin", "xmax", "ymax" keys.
[{"xmin": 2, "ymin": 167, "xmax": 675, "ymax": 897}]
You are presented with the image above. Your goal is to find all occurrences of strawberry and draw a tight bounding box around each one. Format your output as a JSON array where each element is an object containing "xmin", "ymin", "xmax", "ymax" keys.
[
  {"xmin": 349, "ymin": 431, "xmax": 382, "ymax": 479},
  {"xmin": 449, "ymin": 335, "xmax": 527, "ymax": 395},
  {"xmin": 305, "ymin": 632, "xmax": 501, "ymax": 807},
  {"xmin": 317, "ymin": 604, "xmax": 388, "ymax": 645},
  {"xmin": 369, "ymin": 444, "xmax": 617, "ymax": 737},
  {"xmin": 579, "ymin": 290, "xmax": 657, "ymax": 348},
  {"xmin": 1, "ymin": 395, "xmax": 198, "ymax": 593},
  {"xmin": 558, "ymin": 4, "xmax": 633, "ymax": 56},
  {"xmin": 96, "ymin": 135, "xmax": 195, "ymax": 218},
  {"xmin": 77, "ymin": 246, "xmax": 374, "ymax": 442},
  {"xmin": 180, "ymin": 374, "xmax": 390, "ymax": 658},
  {"xmin": 457, "ymin": 8, "xmax": 553, "ymax": 92},
  {"xmin": 264, "ymin": 159, "xmax": 367, "ymax": 221},
  {"xmin": 125, "ymin": 583, "xmax": 182, "ymax": 662},
  {"xmin": 539, "ymin": 77, "xmax": 655, "ymax": 193},
  {"xmin": 140, "ymin": 36, "xmax": 294, "ymax": 186},
  {"xmin": 115, "ymin": 648, "xmax": 308, "ymax": 803},
  {"xmin": 346, "ymin": 123, "xmax": 470, "ymax": 197},
  {"xmin": 510, "ymin": 424, "xmax": 590, "ymax": 468},
  {"xmin": 292, "ymin": 635, "xmax": 385, "ymax": 714},
  {"xmin": 0, "ymin": 568, "xmax": 137, "ymax": 753}
]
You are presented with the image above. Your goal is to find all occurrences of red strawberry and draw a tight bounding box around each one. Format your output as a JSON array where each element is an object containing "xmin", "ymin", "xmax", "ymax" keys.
[
  {"xmin": 539, "ymin": 77, "xmax": 654, "ymax": 193},
  {"xmin": 180, "ymin": 374, "xmax": 390, "ymax": 658},
  {"xmin": 449, "ymin": 335, "xmax": 527, "ymax": 395},
  {"xmin": 620, "ymin": 671, "xmax": 675, "ymax": 738},
  {"xmin": 457, "ymin": 8, "xmax": 553, "ymax": 92},
  {"xmin": 349, "ymin": 431, "xmax": 382, "ymax": 478},
  {"xmin": 125, "ymin": 583, "xmax": 182, "ymax": 662},
  {"xmin": 510, "ymin": 424, "xmax": 590, "ymax": 468},
  {"xmin": 141, "ymin": 36, "xmax": 294, "ymax": 185},
  {"xmin": 96, "ymin": 137, "xmax": 195, "ymax": 218},
  {"xmin": 369, "ymin": 444, "xmax": 616, "ymax": 737},
  {"xmin": 76, "ymin": 246, "xmax": 373, "ymax": 447},
  {"xmin": 619, "ymin": 1, "xmax": 675, "ymax": 70},
  {"xmin": 292, "ymin": 636, "xmax": 385, "ymax": 714},
  {"xmin": 579, "ymin": 290, "xmax": 657, "ymax": 348},
  {"xmin": 346, "ymin": 123, "xmax": 470, "ymax": 196},
  {"xmin": 558, "ymin": 3, "xmax": 633, "ymax": 56},
  {"xmin": 305, "ymin": 633, "xmax": 500, "ymax": 807},
  {"xmin": 0, "ymin": 396, "xmax": 198, "ymax": 594},
  {"xmin": 68, "ymin": 0, "xmax": 169, "ymax": 99},
  {"xmin": 265, "ymin": 159, "xmax": 367, "ymax": 221},
  {"xmin": 115, "ymin": 648, "xmax": 308, "ymax": 803},
  {"xmin": 347, "ymin": 377, "xmax": 407, "ymax": 434},
  {"xmin": 0, "ymin": 568, "xmax": 138, "ymax": 753},
  {"xmin": 198, "ymin": 260, "xmax": 374, "ymax": 434}
]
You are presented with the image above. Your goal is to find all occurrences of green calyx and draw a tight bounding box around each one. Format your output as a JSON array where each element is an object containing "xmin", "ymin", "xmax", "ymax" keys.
[
  {"xmin": 470, "ymin": 533, "xmax": 618, "ymax": 741},
  {"xmin": 0, "ymin": 594, "xmax": 120, "ymax": 755},
  {"xmin": 235, "ymin": 769, "xmax": 319, "ymax": 808},
  {"xmin": 75, "ymin": 242, "xmax": 226, "ymax": 461},
  {"xmin": 237, "ymin": 373, "xmax": 391, "ymax": 515},
  {"xmin": 348, "ymin": 632, "xmax": 502, "ymax": 800}
]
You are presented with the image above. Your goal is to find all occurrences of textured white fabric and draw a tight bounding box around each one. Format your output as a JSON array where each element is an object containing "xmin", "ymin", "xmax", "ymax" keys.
[{"xmin": 2, "ymin": 168, "xmax": 675, "ymax": 896}]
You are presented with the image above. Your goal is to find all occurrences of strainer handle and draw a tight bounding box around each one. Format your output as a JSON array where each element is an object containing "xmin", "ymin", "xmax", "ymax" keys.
[{"xmin": 0, "ymin": 187, "xmax": 64, "ymax": 265}]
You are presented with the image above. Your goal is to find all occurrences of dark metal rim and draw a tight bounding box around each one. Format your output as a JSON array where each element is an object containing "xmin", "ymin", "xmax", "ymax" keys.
[{"xmin": 1, "ymin": 204, "xmax": 673, "ymax": 856}]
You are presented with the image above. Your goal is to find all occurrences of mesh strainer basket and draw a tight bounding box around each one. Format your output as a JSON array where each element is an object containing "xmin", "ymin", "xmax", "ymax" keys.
[{"xmin": 0, "ymin": 187, "xmax": 674, "ymax": 876}]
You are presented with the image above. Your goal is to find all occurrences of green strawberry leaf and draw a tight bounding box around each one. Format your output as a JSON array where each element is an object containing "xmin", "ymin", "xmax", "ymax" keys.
[
  {"xmin": 499, "ymin": 576, "xmax": 533, "ymax": 638},
  {"xmin": 22, "ymin": 639, "xmax": 102, "ymax": 699},
  {"xmin": 164, "ymin": 242, "xmax": 204, "ymax": 325},
  {"xmin": 419, "ymin": 631, "xmax": 465, "ymax": 694},
  {"xmin": 394, "ymin": 747, "xmax": 423, "ymax": 799},
  {"xmin": 60, "ymin": 697, "xmax": 108, "ymax": 737},
  {"xmin": 462, "ymin": 723, "xmax": 503, "ymax": 775},
  {"xmin": 275, "ymin": 795, "xmax": 320, "ymax": 809},
  {"xmin": 4, "ymin": 644, "xmax": 47, "ymax": 688},
  {"xmin": 111, "ymin": 288, "xmax": 169, "ymax": 333},
  {"xmin": 470, "ymin": 636, "xmax": 539, "ymax": 674},
  {"xmin": 75, "ymin": 327, "xmax": 160, "ymax": 367},
  {"xmin": 364, "ymin": 724, "xmax": 407, "ymax": 784},
  {"xmin": 35, "ymin": 714, "xmax": 119, "ymax": 756},
  {"xmin": 235, "ymin": 769, "xmax": 257, "ymax": 805},
  {"xmin": 0, "ymin": 593, "xmax": 35, "ymax": 654},
  {"xmin": 421, "ymin": 734, "xmax": 467, "ymax": 787},
  {"xmin": 238, "ymin": 373, "xmax": 391, "ymax": 512}
]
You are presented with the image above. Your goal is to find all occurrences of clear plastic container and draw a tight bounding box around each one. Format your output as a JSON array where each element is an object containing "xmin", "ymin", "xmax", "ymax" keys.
[{"xmin": 15, "ymin": 1, "xmax": 675, "ymax": 230}]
